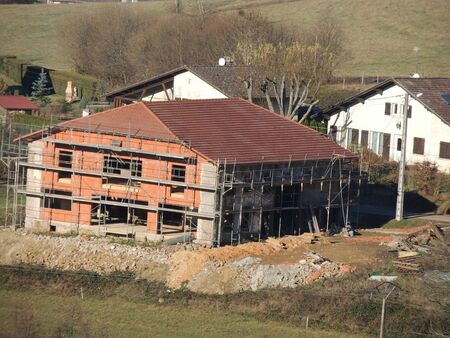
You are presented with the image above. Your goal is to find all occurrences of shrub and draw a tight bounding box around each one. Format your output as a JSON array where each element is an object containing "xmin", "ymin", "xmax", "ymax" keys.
[{"xmin": 408, "ymin": 161, "xmax": 439, "ymax": 196}]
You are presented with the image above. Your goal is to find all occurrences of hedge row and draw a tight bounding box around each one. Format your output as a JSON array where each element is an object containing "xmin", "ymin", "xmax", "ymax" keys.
[{"xmin": 0, "ymin": 56, "xmax": 98, "ymax": 99}]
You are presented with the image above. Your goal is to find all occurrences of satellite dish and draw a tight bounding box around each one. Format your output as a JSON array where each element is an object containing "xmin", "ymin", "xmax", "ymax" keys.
[{"xmin": 218, "ymin": 57, "xmax": 226, "ymax": 66}]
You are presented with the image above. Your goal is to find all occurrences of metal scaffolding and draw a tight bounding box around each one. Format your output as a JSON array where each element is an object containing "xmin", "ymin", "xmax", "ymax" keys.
[{"xmin": 1, "ymin": 121, "xmax": 364, "ymax": 246}]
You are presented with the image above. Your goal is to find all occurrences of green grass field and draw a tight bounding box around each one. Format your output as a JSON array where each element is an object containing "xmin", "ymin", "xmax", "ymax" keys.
[
  {"xmin": 0, "ymin": 184, "xmax": 10, "ymax": 226},
  {"xmin": 0, "ymin": 288, "xmax": 365, "ymax": 338},
  {"xmin": 0, "ymin": 0, "xmax": 449, "ymax": 77}
]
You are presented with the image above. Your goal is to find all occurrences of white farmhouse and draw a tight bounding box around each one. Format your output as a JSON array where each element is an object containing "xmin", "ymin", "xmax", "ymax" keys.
[
  {"xmin": 105, "ymin": 66, "xmax": 247, "ymax": 106},
  {"xmin": 325, "ymin": 78, "xmax": 450, "ymax": 172}
]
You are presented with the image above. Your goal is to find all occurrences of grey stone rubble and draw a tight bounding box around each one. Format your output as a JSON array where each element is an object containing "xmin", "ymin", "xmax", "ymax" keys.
[
  {"xmin": 187, "ymin": 254, "xmax": 345, "ymax": 294},
  {"xmin": 3, "ymin": 229, "xmax": 177, "ymax": 278},
  {"xmin": 0, "ymin": 229, "xmax": 348, "ymax": 294}
]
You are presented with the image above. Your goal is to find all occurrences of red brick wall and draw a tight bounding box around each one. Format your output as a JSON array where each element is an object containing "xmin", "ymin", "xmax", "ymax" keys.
[{"xmin": 39, "ymin": 130, "xmax": 212, "ymax": 233}]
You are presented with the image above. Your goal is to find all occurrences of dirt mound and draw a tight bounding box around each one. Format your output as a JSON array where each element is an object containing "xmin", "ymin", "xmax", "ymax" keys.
[
  {"xmin": 167, "ymin": 234, "xmax": 323, "ymax": 288},
  {"xmin": 0, "ymin": 229, "xmax": 176, "ymax": 281},
  {"xmin": 0, "ymin": 230, "xmax": 353, "ymax": 294},
  {"xmin": 187, "ymin": 255, "xmax": 349, "ymax": 294}
]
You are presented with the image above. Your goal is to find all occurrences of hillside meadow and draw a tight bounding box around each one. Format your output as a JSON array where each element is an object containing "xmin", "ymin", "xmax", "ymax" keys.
[{"xmin": 0, "ymin": 0, "xmax": 449, "ymax": 77}]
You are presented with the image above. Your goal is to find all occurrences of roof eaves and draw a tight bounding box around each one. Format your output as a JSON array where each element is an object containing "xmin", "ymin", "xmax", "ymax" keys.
[
  {"xmin": 323, "ymin": 78, "xmax": 396, "ymax": 115},
  {"xmin": 393, "ymin": 78, "xmax": 450, "ymax": 128},
  {"xmin": 104, "ymin": 66, "xmax": 188, "ymax": 98}
]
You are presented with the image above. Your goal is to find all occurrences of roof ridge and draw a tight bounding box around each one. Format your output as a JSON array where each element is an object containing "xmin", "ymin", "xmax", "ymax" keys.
[
  {"xmin": 58, "ymin": 102, "xmax": 143, "ymax": 127},
  {"xmin": 139, "ymin": 102, "xmax": 178, "ymax": 139},
  {"xmin": 236, "ymin": 97, "xmax": 331, "ymax": 137},
  {"xmin": 143, "ymin": 101, "xmax": 215, "ymax": 162},
  {"xmin": 145, "ymin": 97, "xmax": 241, "ymax": 105}
]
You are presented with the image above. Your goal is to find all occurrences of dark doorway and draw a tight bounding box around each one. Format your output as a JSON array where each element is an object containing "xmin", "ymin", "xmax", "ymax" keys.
[{"xmin": 158, "ymin": 204, "xmax": 185, "ymax": 233}]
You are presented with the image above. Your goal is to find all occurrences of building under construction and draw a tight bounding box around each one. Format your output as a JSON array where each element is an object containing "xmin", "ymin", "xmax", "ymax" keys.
[{"xmin": 8, "ymin": 98, "xmax": 362, "ymax": 245}]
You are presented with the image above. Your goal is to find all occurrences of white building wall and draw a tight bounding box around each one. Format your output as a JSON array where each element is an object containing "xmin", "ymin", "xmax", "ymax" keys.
[
  {"xmin": 173, "ymin": 72, "xmax": 227, "ymax": 100},
  {"xmin": 328, "ymin": 84, "xmax": 450, "ymax": 172},
  {"xmin": 142, "ymin": 89, "xmax": 173, "ymax": 102},
  {"xmin": 141, "ymin": 71, "xmax": 227, "ymax": 102}
]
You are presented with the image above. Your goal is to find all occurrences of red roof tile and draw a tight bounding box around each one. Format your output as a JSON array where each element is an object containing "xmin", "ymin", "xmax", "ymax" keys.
[
  {"xmin": 0, "ymin": 95, "xmax": 39, "ymax": 110},
  {"xmin": 144, "ymin": 98, "xmax": 355, "ymax": 164},
  {"xmin": 60, "ymin": 102, "xmax": 176, "ymax": 140},
  {"xmin": 21, "ymin": 99, "xmax": 355, "ymax": 164}
]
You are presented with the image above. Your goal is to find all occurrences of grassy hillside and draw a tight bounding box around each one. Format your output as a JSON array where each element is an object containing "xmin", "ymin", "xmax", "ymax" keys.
[
  {"xmin": 0, "ymin": 288, "xmax": 365, "ymax": 337},
  {"xmin": 0, "ymin": 0, "xmax": 449, "ymax": 76}
]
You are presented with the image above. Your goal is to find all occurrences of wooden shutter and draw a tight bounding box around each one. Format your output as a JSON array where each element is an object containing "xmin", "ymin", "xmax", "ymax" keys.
[
  {"xmin": 351, "ymin": 129, "xmax": 359, "ymax": 145},
  {"xmin": 407, "ymin": 105, "xmax": 412, "ymax": 118},
  {"xmin": 384, "ymin": 102, "xmax": 391, "ymax": 115},
  {"xmin": 413, "ymin": 137, "xmax": 425, "ymax": 155},
  {"xmin": 397, "ymin": 138, "xmax": 402, "ymax": 151},
  {"xmin": 439, "ymin": 142, "xmax": 450, "ymax": 159},
  {"xmin": 382, "ymin": 133, "xmax": 391, "ymax": 159},
  {"xmin": 361, "ymin": 130, "xmax": 369, "ymax": 147}
]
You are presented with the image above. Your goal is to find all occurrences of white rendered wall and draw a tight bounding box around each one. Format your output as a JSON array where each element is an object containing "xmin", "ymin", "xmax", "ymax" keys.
[
  {"xmin": 328, "ymin": 84, "xmax": 450, "ymax": 172},
  {"xmin": 173, "ymin": 72, "xmax": 227, "ymax": 100},
  {"xmin": 141, "ymin": 89, "xmax": 171, "ymax": 102},
  {"xmin": 141, "ymin": 71, "xmax": 227, "ymax": 102}
]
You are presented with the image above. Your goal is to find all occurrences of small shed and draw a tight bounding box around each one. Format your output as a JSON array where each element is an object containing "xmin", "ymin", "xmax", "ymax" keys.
[{"xmin": 0, "ymin": 95, "xmax": 39, "ymax": 120}]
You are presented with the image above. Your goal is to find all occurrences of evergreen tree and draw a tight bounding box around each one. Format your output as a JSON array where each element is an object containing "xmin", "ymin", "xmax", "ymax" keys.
[
  {"xmin": 79, "ymin": 95, "xmax": 88, "ymax": 110},
  {"xmin": 31, "ymin": 68, "xmax": 50, "ymax": 98}
]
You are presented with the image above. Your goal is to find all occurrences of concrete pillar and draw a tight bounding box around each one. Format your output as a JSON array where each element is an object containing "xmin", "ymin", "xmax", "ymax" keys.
[
  {"xmin": 25, "ymin": 140, "xmax": 44, "ymax": 230},
  {"xmin": 196, "ymin": 163, "xmax": 217, "ymax": 244},
  {"xmin": 147, "ymin": 211, "xmax": 158, "ymax": 233}
]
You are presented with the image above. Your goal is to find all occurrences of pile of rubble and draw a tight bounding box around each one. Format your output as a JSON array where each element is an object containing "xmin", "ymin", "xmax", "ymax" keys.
[
  {"xmin": 382, "ymin": 223, "xmax": 448, "ymax": 272},
  {"xmin": 0, "ymin": 229, "xmax": 353, "ymax": 294},
  {"xmin": 187, "ymin": 252, "xmax": 350, "ymax": 294},
  {"xmin": 0, "ymin": 229, "xmax": 177, "ymax": 280}
]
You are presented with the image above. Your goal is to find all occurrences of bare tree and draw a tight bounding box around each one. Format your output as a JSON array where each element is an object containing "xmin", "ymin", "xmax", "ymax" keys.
[
  {"xmin": 235, "ymin": 41, "xmax": 323, "ymax": 120},
  {"xmin": 60, "ymin": 9, "xmax": 266, "ymax": 88},
  {"xmin": 233, "ymin": 15, "xmax": 345, "ymax": 122}
]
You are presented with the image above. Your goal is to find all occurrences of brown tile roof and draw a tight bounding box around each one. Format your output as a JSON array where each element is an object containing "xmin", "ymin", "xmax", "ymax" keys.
[
  {"xmin": 59, "ymin": 102, "xmax": 176, "ymax": 140},
  {"xmin": 396, "ymin": 78, "xmax": 450, "ymax": 126},
  {"xmin": 188, "ymin": 66, "xmax": 256, "ymax": 98},
  {"xmin": 325, "ymin": 78, "xmax": 450, "ymax": 126},
  {"xmin": 21, "ymin": 98, "xmax": 355, "ymax": 164},
  {"xmin": 144, "ymin": 98, "xmax": 355, "ymax": 164},
  {"xmin": 0, "ymin": 95, "xmax": 39, "ymax": 110}
]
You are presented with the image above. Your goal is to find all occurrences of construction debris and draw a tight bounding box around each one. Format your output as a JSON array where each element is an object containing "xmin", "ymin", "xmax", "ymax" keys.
[
  {"xmin": 431, "ymin": 223, "xmax": 446, "ymax": 242},
  {"xmin": 398, "ymin": 251, "xmax": 418, "ymax": 258},
  {"xmin": 393, "ymin": 257, "xmax": 422, "ymax": 272},
  {"xmin": 187, "ymin": 252, "xmax": 348, "ymax": 294},
  {"xmin": 368, "ymin": 275, "xmax": 398, "ymax": 282},
  {"xmin": 0, "ymin": 229, "xmax": 353, "ymax": 294},
  {"xmin": 383, "ymin": 223, "xmax": 447, "ymax": 255},
  {"xmin": 378, "ymin": 222, "xmax": 450, "ymax": 274}
]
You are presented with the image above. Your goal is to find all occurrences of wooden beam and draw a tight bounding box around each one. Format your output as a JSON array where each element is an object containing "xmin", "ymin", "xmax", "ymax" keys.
[
  {"xmin": 162, "ymin": 82, "xmax": 171, "ymax": 100},
  {"xmin": 119, "ymin": 79, "xmax": 174, "ymax": 101}
]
